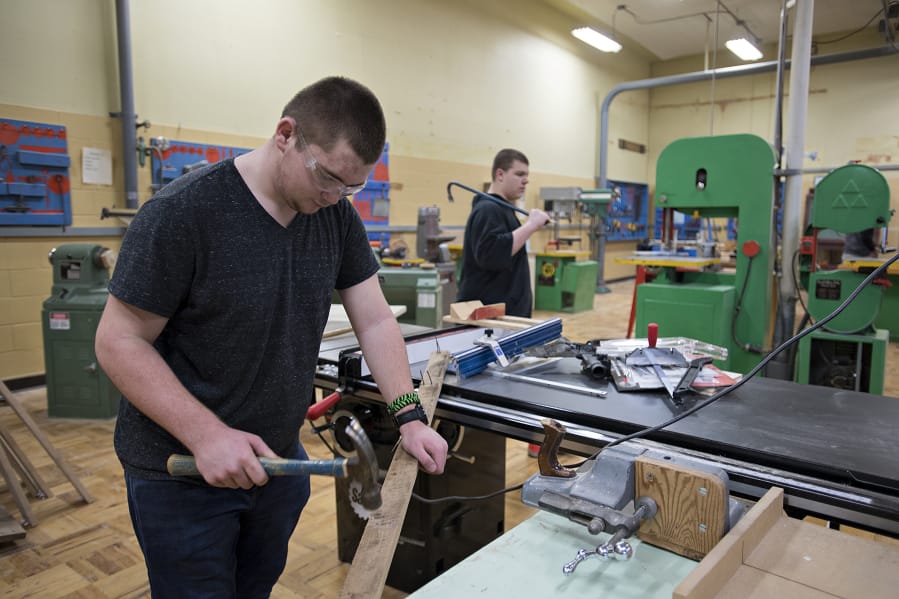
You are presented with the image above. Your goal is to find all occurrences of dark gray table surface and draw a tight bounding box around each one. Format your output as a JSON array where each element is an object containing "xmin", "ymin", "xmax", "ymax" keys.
[{"xmin": 432, "ymin": 357, "xmax": 899, "ymax": 492}]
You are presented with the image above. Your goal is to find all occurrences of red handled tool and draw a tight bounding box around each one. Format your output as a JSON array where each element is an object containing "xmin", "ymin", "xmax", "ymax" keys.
[
  {"xmin": 307, "ymin": 387, "xmax": 345, "ymax": 421},
  {"xmin": 625, "ymin": 322, "xmax": 687, "ymax": 400}
]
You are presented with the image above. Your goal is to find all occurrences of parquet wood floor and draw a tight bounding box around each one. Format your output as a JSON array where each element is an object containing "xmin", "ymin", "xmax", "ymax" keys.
[{"xmin": 0, "ymin": 280, "xmax": 896, "ymax": 597}]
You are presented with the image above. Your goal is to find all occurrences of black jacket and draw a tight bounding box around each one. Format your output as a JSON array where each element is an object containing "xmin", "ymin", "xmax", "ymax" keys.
[{"xmin": 457, "ymin": 194, "xmax": 533, "ymax": 317}]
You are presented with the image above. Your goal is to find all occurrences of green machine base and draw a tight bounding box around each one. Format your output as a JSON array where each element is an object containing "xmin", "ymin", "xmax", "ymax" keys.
[
  {"xmin": 875, "ymin": 282, "xmax": 899, "ymax": 341},
  {"xmin": 795, "ymin": 328, "xmax": 888, "ymax": 395},
  {"xmin": 376, "ymin": 266, "xmax": 444, "ymax": 330},
  {"xmin": 332, "ymin": 264, "xmax": 449, "ymax": 331},
  {"xmin": 534, "ymin": 254, "xmax": 598, "ymax": 313},
  {"xmin": 43, "ymin": 307, "xmax": 120, "ymax": 419},
  {"xmin": 42, "ymin": 244, "xmax": 120, "ymax": 419},
  {"xmin": 635, "ymin": 282, "xmax": 742, "ymax": 372}
]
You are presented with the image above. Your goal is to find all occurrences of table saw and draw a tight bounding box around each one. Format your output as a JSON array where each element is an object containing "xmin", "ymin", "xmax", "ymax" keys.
[{"xmin": 317, "ymin": 324, "xmax": 899, "ymax": 534}]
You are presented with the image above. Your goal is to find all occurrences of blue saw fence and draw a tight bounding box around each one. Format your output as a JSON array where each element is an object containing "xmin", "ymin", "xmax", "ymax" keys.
[
  {"xmin": 0, "ymin": 118, "xmax": 72, "ymax": 226},
  {"xmin": 451, "ymin": 318, "xmax": 564, "ymax": 378}
]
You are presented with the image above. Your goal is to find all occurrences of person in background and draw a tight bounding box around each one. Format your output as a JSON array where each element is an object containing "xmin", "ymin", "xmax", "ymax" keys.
[
  {"xmin": 456, "ymin": 148, "xmax": 550, "ymax": 458},
  {"xmin": 95, "ymin": 76, "xmax": 448, "ymax": 597},
  {"xmin": 456, "ymin": 148, "xmax": 550, "ymax": 318}
]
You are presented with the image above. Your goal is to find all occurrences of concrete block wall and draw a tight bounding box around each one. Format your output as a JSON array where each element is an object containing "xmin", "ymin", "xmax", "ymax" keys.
[{"xmin": 0, "ymin": 104, "xmax": 618, "ymax": 382}]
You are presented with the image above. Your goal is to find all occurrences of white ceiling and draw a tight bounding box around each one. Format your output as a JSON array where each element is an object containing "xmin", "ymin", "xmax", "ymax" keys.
[{"xmin": 552, "ymin": 0, "xmax": 894, "ymax": 61}]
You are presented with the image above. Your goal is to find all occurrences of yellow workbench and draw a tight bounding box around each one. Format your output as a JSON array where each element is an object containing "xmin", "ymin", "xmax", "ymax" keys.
[
  {"xmin": 615, "ymin": 253, "xmax": 721, "ymax": 269},
  {"xmin": 838, "ymin": 257, "xmax": 899, "ymax": 274}
]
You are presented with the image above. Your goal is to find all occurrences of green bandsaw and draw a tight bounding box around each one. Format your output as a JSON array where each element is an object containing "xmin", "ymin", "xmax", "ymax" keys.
[
  {"xmin": 795, "ymin": 163, "xmax": 892, "ymax": 394},
  {"xmin": 635, "ymin": 134, "xmax": 776, "ymax": 374}
]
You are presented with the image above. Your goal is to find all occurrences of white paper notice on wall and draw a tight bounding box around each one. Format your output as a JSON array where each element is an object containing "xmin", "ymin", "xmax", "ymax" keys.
[{"xmin": 82, "ymin": 147, "xmax": 113, "ymax": 185}]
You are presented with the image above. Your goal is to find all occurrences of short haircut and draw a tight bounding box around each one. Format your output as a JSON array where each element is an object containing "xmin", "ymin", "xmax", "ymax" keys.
[
  {"xmin": 282, "ymin": 77, "xmax": 386, "ymax": 164},
  {"xmin": 491, "ymin": 148, "xmax": 529, "ymax": 181}
]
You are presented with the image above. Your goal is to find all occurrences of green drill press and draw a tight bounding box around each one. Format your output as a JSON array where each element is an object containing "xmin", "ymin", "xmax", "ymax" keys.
[
  {"xmin": 795, "ymin": 164, "xmax": 893, "ymax": 394},
  {"xmin": 42, "ymin": 243, "xmax": 120, "ymax": 418}
]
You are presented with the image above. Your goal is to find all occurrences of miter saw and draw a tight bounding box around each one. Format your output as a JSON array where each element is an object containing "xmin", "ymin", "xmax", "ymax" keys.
[{"xmin": 522, "ymin": 419, "xmax": 747, "ymax": 574}]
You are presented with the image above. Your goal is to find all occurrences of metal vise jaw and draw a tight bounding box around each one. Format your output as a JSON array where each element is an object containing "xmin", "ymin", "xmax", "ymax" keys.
[{"xmin": 521, "ymin": 421, "xmax": 656, "ymax": 573}]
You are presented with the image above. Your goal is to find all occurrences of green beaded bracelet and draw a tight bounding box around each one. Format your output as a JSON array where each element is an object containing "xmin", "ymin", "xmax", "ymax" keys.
[{"xmin": 388, "ymin": 391, "xmax": 420, "ymax": 415}]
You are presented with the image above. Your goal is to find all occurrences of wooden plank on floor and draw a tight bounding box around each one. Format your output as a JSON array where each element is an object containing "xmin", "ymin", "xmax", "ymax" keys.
[{"xmin": 0, "ymin": 503, "xmax": 26, "ymax": 543}]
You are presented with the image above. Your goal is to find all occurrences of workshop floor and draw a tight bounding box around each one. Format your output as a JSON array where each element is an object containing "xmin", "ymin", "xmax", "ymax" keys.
[{"xmin": 1, "ymin": 279, "xmax": 897, "ymax": 598}]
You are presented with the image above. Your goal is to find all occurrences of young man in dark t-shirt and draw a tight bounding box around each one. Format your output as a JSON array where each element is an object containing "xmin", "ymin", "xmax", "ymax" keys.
[{"xmin": 95, "ymin": 77, "xmax": 447, "ymax": 597}]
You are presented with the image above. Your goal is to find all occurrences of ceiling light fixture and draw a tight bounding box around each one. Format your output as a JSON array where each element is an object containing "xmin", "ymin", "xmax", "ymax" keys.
[
  {"xmin": 571, "ymin": 27, "xmax": 622, "ymax": 53},
  {"xmin": 725, "ymin": 37, "xmax": 763, "ymax": 61}
]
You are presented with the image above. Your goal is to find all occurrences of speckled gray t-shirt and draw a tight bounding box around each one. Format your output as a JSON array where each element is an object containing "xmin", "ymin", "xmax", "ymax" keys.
[{"xmin": 108, "ymin": 159, "xmax": 378, "ymax": 479}]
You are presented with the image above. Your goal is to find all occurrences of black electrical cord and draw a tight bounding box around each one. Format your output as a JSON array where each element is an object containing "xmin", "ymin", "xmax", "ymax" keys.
[
  {"xmin": 730, "ymin": 253, "xmax": 764, "ymax": 353},
  {"xmin": 815, "ymin": 2, "xmax": 897, "ymax": 46},
  {"xmin": 412, "ymin": 482, "xmax": 524, "ymax": 505},
  {"xmin": 312, "ymin": 422, "xmax": 339, "ymax": 456},
  {"xmin": 791, "ymin": 248, "xmax": 815, "ymax": 324}
]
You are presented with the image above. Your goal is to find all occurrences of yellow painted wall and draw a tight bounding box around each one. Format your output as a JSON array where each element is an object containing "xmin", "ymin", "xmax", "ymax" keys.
[
  {"xmin": 4, "ymin": 2, "xmax": 894, "ymax": 382},
  {"xmin": 0, "ymin": 0, "xmax": 652, "ymax": 380}
]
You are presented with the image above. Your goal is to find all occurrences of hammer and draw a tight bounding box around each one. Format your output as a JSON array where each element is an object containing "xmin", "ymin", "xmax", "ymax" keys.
[{"xmin": 166, "ymin": 418, "xmax": 381, "ymax": 512}]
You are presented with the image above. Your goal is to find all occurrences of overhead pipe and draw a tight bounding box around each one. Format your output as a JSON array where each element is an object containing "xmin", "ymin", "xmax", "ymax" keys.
[
  {"xmin": 598, "ymin": 44, "xmax": 898, "ymax": 188},
  {"xmin": 771, "ymin": 0, "xmax": 789, "ymax": 167},
  {"xmin": 113, "ymin": 0, "xmax": 139, "ymax": 209}
]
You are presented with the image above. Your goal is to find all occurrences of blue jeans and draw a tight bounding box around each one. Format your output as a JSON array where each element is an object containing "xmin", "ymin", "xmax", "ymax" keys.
[{"xmin": 125, "ymin": 445, "xmax": 311, "ymax": 598}]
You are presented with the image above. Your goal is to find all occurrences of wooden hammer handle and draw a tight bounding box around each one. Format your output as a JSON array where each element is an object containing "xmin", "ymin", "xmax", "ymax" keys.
[{"xmin": 166, "ymin": 455, "xmax": 353, "ymax": 477}]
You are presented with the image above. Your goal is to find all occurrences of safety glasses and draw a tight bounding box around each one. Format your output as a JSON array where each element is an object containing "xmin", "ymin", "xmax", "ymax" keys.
[{"xmin": 294, "ymin": 124, "xmax": 367, "ymax": 197}]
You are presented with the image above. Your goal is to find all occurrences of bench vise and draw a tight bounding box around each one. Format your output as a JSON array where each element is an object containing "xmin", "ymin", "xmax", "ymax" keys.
[{"xmin": 521, "ymin": 419, "xmax": 747, "ymax": 574}]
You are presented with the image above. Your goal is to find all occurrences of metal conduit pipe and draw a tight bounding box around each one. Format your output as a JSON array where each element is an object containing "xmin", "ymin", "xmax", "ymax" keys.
[
  {"xmin": 114, "ymin": 0, "xmax": 139, "ymax": 209},
  {"xmin": 777, "ymin": 164, "xmax": 899, "ymax": 174},
  {"xmin": 772, "ymin": 0, "xmax": 790, "ymax": 167},
  {"xmin": 770, "ymin": 0, "xmax": 815, "ymax": 380}
]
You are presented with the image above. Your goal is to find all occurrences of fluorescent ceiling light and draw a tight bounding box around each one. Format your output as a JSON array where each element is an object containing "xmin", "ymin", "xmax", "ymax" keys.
[
  {"xmin": 726, "ymin": 38, "xmax": 763, "ymax": 61},
  {"xmin": 572, "ymin": 27, "xmax": 622, "ymax": 53}
]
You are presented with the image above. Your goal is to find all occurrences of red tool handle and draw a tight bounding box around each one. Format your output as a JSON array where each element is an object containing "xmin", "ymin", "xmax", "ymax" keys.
[
  {"xmin": 647, "ymin": 322, "xmax": 658, "ymax": 348},
  {"xmin": 307, "ymin": 389, "xmax": 342, "ymax": 421}
]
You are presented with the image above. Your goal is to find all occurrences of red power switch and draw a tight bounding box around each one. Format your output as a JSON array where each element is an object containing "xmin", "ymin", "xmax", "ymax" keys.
[
  {"xmin": 648, "ymin": 322, "xmax": 659, "ymax": 348},
  {"xmin": 742, "ymin": 240, "xmax": 761, "ymax": 258}
]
